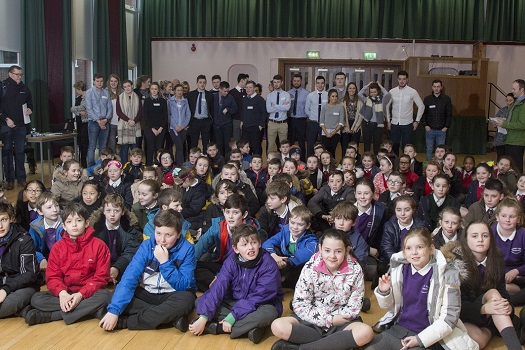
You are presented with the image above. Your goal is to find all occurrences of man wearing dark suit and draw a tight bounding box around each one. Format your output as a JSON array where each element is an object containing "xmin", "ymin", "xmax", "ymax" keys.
[
  {"xmin": 228, "ymin": 73, "xmax": 249, "ymax": 141},
  {"xmin": 241, "ymin": 80, "xmax": 267, "ymax": 156},
  {"xmin": 213, "ymin": 81, "xmax": 238, "ymax": 156},
  {"xmin": 187, "ymin": 74, "xmax": 214, "ymax": 151}
]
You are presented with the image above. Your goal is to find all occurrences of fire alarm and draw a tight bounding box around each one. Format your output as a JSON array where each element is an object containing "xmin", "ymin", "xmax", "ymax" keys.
[{"xmin": 191, "ymin": 44, "xmax": 196, "ymax": 52}]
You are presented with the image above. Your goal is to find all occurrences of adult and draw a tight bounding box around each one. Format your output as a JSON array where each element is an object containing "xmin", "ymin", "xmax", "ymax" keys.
[
  {"xmin": 133, "ymin": 75, "xmax": 150, "ymax": 150},
  {"xmin": 213, "ymin": 81, "xmax": 238, "ymax": 157},
  {"xmin": 70, "ymin": 81, "xmax": 88, "ymax": 168},
  {"xmin": 106, "ymin": 74, "xmax": 121, "ymax": 154},
  {"xmin": 341, "ymin": 82, "xmax": 363, "ymax": 152},
  {"xmin": 421, "ymin": 79, "xmax": 452, "ymax": 161},
  {"xmin": 334, "ymin": 71, "xmax": 347, "ymax": 102},
  {"xmin": 241, "ymin": 80, "xmax": 266, "ymax": 156},
  {"xmin": 116, "ymin": 80, "xmax": 142, "ymax": 163},
  {"xmin": 143, "ymin": 82, "xmax": 168, "ymax": 166},
  {"xmin": 358, "ymin": 82, "xmax": 390, "ymax": 154},
  {"xmin": 209, "ymin": 74, "xmax": 221, "ymax": 95},
  {"xmin": 168, "ymin": 84, "xmax": 191, "ymax": 165},
  {"xmin": 493, "ymin": 93, "xmax": 516, "ymax": 160},
  {"xmin": 85, "ymin": 73, "xmax": 112, "ymax": 166},
  {"xmin": 494, "ymin": 79, "xmax": 525, "ymax": 173},
  {"xmin": 387, "ymin": 71, "xmax": 425, "ymax": 155},
  {"xmin": 287, "ymin": 73, "xmax": 309, "ymax": 159},
  {"xmin": 305, "ymin": 76, "xmax": 328, "ymax": 156},
  {"xmin": 266, "ymin": 74, "xmax": 291, "ymax": 152},
  {"xmin": 228, "ymin": 73, "xmax": 249, "ymax": 141},
  {"xmin": 0, "ymin": 65, "xmax": 32, "ymax": 189},
  {"xmin": 186, "ymin": 75, "xmax": 214, "ymax": 151}
]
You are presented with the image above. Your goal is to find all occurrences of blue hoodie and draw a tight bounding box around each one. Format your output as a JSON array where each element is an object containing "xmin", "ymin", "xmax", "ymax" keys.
[
  {"xmin": 29, "ymin": 216, "xmax": 64, "ymax": 263},
  {"xmin": 262, "ymin": 225, "xmax": 318, "ymax": 267},
  {"xmin": 143, "ymin": 208, "xmax": 192, "ymax": 242}
]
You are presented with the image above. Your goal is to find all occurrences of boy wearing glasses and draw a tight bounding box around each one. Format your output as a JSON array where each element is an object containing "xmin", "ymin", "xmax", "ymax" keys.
[
  {"xmin": 397, "ymin": 154, "xmax": 419, "ymax": 191},
  {"xmin": 378, "ymin": 171, "xmax": 407, "ymax": 220}
]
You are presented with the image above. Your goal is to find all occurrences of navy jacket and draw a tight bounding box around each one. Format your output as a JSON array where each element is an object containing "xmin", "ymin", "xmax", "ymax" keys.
[
  {"xmin": 380, "ymin": 216, "xmax": 427, "ymax": 263},
  {"xmin": 213, "ymin": 93, "xmax": 238, "ymax": 127}
]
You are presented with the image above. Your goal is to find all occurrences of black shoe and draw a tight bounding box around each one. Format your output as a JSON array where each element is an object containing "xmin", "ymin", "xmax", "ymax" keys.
[
  {"xmin": 174, "ymin": 315, "xmax": 189, "ymax": 332},
  {"xmin": 361, "ymin": 297, "xmax": 371, "ymax": 312},
  {"xmin": 248, "ymin": 327, "xmax": 266, "ymax": 344},
  {"xmin": 25, "ymin": 309, "xmax": 53, "ymax": 326},
  {"xmin": 372, "ymin": 321, "xmax": 391, "ymax": 333},
  {"xmin": 93, "ymin": 307, "xmax": 106, "ymax": 320},
  {"xmin": 17, "ymin": 305, "xmax": 33, "ymax": 319},
  {"xmin": 113, "ymin": 316, "xmax": 128, "ymax": 330},
  {"xmin": 271, "ymin": 339, "xmax": 300, "ymax": 350},
  {"xmin": 519, "ymin": 307, "xmax": 525, "ymax": 344}
]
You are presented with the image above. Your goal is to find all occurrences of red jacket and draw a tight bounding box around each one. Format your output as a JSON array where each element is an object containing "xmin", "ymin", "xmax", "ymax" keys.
[{"xmin": 46, "ymin": 227, "xmax": 110, "ymax": 299}]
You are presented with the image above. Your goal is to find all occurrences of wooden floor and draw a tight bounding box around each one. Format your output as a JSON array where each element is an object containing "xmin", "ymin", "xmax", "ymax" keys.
[{"xmin": 0, "ymin": 151, "xmax": 521, "ymax": 349}]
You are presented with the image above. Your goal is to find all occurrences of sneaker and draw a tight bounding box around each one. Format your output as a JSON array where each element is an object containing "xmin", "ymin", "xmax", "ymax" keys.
[
  {"xmin": 270, "ymin": 339, "xmax": 300, "ymax": 350},
  {"xmin": 247, "ymin": 327, "xmax": 266, "ymax": 344},
  {"xmin": 114, "ymin": 316, "xmax": 128, "ymax": 330},
  {"xmin": 17, "ymin": 305, "xmax": 33, "ymax": 319},
  {"xmin": 519, "ymin": 307, "xmax": 525, "ymax": 344},
  {"xmin": 25, "ymin": 309, "xmax": 52, "ymax": 326},
  {"xmin": 361, "ymin": 297, "xmax": 371, "ymax": 312},
  {"xmin": 174, "ymin": 315, "xmax": 189, "ymax": 332}
]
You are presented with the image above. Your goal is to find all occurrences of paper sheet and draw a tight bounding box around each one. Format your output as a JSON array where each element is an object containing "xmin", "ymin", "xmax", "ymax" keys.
[{"xmin": 22, "ymin": 103, "xmax": 31, "ymax": 124}]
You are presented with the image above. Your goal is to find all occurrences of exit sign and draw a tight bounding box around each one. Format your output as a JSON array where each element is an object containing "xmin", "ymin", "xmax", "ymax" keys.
[
  {"xmin": 306, "ymin": 51, "xmax": 320, "ymax": 59},
  {"xmin": 363, "ymin": 52, "xmax": 377, "ymax": 60}
]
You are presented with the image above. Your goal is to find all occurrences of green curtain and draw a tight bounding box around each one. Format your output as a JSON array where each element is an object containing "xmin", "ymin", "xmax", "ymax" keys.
[
  {"xmin": 119, "ymin": 0, "xmax": 129, "ymax": 81},
  {"xmin": 93, "ymin": 0, "xmax": 111, "ymax": 78},
  {"xmin": 63, "ymin": 0, "xmax": 73, "ymax": 122},
  {"xmin": 485, "ymin": 0, "xmax": 525, "ymax": 41},
  {"xmin": 23, "ymin": 0, "xmax": 49, "ymax": 133},
  {"xmin": 138, "ymin": 0, "xmax": 485, "ymax": 75}
]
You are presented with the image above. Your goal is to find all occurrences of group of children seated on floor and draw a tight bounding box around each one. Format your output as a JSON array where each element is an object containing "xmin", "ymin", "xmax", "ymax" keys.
[{"xmin": 1, "ymin": 138, "xmax": 525, "ymax": 350}]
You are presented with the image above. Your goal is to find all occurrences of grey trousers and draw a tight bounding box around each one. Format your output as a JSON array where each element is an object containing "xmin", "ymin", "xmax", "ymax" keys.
[
  {"xmin": 365, "ymin": 324, "xmax": 444, "ymax": 350},
  {"xmin": 0, "ymin": 287, "xmax": 37, "ymax": 318}
]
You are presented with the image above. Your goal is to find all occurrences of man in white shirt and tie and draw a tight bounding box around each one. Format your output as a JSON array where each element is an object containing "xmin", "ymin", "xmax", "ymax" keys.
[
  {"xmin": 266, "ymin": 74, "xmax": 291, "ymax": 152},
  {"xmin": 305, "ymin": 76, "xmax": 328, "ymax": 156}
]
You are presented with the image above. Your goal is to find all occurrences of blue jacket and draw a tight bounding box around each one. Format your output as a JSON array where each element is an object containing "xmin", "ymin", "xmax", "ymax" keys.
[
  {"xmin": 196, "ymin": 249, "xmax": 283, "ymax": 321},
  {"xmin": 143, "ymin": 208, "xmax": 191, "ymax": 241},
  {"xmin": 346, "ymin": 228, "xmax": 369, "ymax": 265},
  {"xmin": 213, "ymin": 93, "xmax": 238, "ymax": 127},
  {"xmin": 380, "ymin": 215, "xmax": 427, "ymax": 263},
  {"xmin": 29, "ymin": 216, "xmax": 64, "ymax": 264},
  {"xmin": 262, "ymin": 225, "xmax": 318, "ymax": 267},
  {"xmin": 106, "ymin": 234, "xmax": 196, "ymax": 316},
  {"xmin": 167, "ymin": 96, "xmax": 191, "ymax": 135},
  {"xmin": 195, "ymin": 216, "xmax": 261, "ymax": 262},
  {"xmin": 367, "ymin": 201, "xmax": 387, "ymax": 250}
]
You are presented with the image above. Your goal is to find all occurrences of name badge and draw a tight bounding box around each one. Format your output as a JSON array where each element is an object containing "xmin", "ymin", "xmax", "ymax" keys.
[
  {"xmin": 177, "ymin": 104, "xmax": 182, "ymax": 108},
  {"xmin": 429, "ymin": 105, "xmax": 436, "ymax": 109},
  {"xmin": 201, "ymin": 98, "xmax": 206, "ymax": 101},
  {"xmin": 102, "ymin": 96, "xmax": 108, "ymax": 99},
  {"xmin": 333, "ymin": 112, "xmax": 340, "ymax": 116},
  {"xmin": 322, "ymin": 99, "xmax": 328, "ymax": 103},
  {"xmin": 247, "ymin": 106, "xmax": 254, "ymax": 110},
  {"xmin": 153, "ymin": 103, "xmax": 160, "ymax": 106},
  {"xmin": 280, "ymin": 97, "xmax": 286, "ymax": 101}
]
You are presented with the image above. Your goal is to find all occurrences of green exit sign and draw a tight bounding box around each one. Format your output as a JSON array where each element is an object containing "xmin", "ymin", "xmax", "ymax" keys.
[
  {"xmin": 306, "ymin": 51, "xmax": 320, "ymax": 59},
  {"xmin": 363, "ymin": 52, "xmax": 377, "ymax": 60}
]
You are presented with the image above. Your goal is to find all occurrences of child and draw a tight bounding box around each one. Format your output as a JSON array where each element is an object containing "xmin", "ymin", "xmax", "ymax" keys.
[
  {"xmin": 15, "ymin": 180, "xmax": 45, "ymax": 231},
  {"xmin": 131, "ymin": 178, "xmax": 160, "ymax": 229},
  {"xmin": 440, "ymin": 152, "xmax": 464, "ymax": 202},
  {"xmin": 77, "ymin": 180, "xmax": 105, "ymax": 217},
  {"xmin": 308, "ymin": 170, "xmax": 355, "ymax": 232},
  {"xmin": 372, "ymin": 156, "xmax": 394, "ymax": 200},
  {"xmin": 0, "ymin": 202, "xmax": 40, "ymax": 319},
  {"xmin": 86, "ymin": 147, "xmax": 116, "ymax": 177},
  {"xmin": 266, "ymin": 157, "xmax": 282, "ymax": 186},
  {"xmin": 282, "ymin": 158, "xmax": 312, "ymax": 203},
  {"xmin": 492, "ymin": 197, "xmax": 525, "ymax": 295},
  {"xmin": 25, "ymin": 203, "xmax": 111, "ymax": 325},
  {"xmin": 354, "ymin": 178, "xmax": 386, "ymax": 281},
  {"xmin": 183, "ymin": 147, "xmax": 201, "ymax": 168},
  {"xmin": 105, "ymin": 160, "xmax": 133, "ymax": 210},
  {"xmin": 131, "ymin": 166, "xmax": 158, "ymax": 204},
  {"xmin": 229, "ymin": 148, "xmax": 243, "ymax": 164},
  {"xmin": 415, "ymin": 174, "xmax": 461, "ymax": 231},
  {"xmin": 193, "ymin": 155, "xmax": 213, "ymax": 188},
  {"xmin": 412, "ymin": 160, "xmax": 440, "ymax": 203},
  {"xmin": 237, "ymin": 139, "xmax": 252, "ymax": 170},
  {"xmin": 156, "ymin": 150, "xmax": 176, "ymax": 186},
  {"xmin": 516, "ymin": 174, "xmax": 525, "ymax": 213},
  {"xmin": 461, "ymin": 155, "xmax": 476, "ymax": 192},
  {"xmin": 206, "ymin": 142, "xmax": 225, "ymax": 176},
  {"xmin": 53, "ymin": 146, "xmax": 74, "ymax": 171},
  {"xmin": 465, "ymin": 163, "xmax": 493, "ymax": 208},
  {"xmin": 246, "ymin": 154, "xmax": 268, "ymax": 202},
  {"xmin": 215, "ymin": 163, "xmax": 260, "ymax": 217},
  {"xmin": 90, "ymin": 193, "xmax": 141, "ymax": 284},
  {"xmin": 319, "ymin": 151, "xmax": 336, "ymax": 185},
  {"xmin": 122, "ymin": 148, "xmax": 145, "ymax": 183},
  {"xmin": 203, "ymin": 179, "xmax": 240, "ymax": 234},
  {"xmin": 433, "ymin": 144, "xmax": 448, "ymax": 165},
  {"xmin": 403, "ymin": 144, "xmax": 422, "ymax": 176},
  {"xmin": 359, "ymin": 151, "xmax": 379, "ymax": 180},
  {"xmin": 51, "ymin": 159, "xmax": 88, "ymax": 207},
  {"xmin": 279, "ymin": 139, "xmax": 291, "ymax": 164},
  {"xmin": 257, "ymin": 181, "xmax": 301, "ymax": 239},
  {"xmin": 306, "ymin": 155, "xmax": 323, "ymax": 194},
  {"xmin": 441, "ymin": 222, "xmax": 525, "ymax": 350},
  {"xmin": 397, "ymin": 154, "xmax": 419, "ymax": 191},
  {"xmin": 194, "ymin": 194, "xmax": 260, "ymax": 292},
  {"xmin": 495, "ymin": 155, "xmax": 519, "ymax": 194},
  {"xmin": 313, "ymin": 142, "xmax": 325, "ymax": 159},
  {"xmin": 270, "ymin": 229, "xmax": 374, "ymax": 350},
  {"xmin": 332, "ymin": 201, "xmax": 370, "ymax": 266},
  {"xmin": 432, "ymin": 206, "xmax": 462, "ymax": 249},
  {"xmin": 380, "ymin": 196, "xmax": 426, "ymax": 268},
  {"xmin": 464, "ymin": 178, "xmax": 506, "ymax": 227},
  {"xmin": 173, "ymin": 166, "xmax": 208, "ymax": 230},
  {"xmin": 190, "ymin": 224, "xmax": 284, "ymax": 344},
  {"xmin": 378, "ymin": 171, "xmax": 406, "ymax": 220},
  {"xmin": 99, "ymin": 209, "xmax": 196, "ymax": 331},
  {"xmin": 369, "ymin": 228, "xmax": 477, "ymax": 350},
  {"xmin": 262, "ymin": 206, "xmax": 317, "ymax": 287},
  {"xmin": 29, "ymin": 192, "xmax": 63, "ymax": 271},
  {"xmin": 289, "ymin": 146, "xmax": 305, "ymax": 171},
  {"xmin": 343, "ymin": 170, "xmax": 357, "ymax": 189}
]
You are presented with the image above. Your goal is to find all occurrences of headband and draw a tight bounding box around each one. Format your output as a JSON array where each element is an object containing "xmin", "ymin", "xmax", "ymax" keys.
[{"xmin": 108, "ymin": 160, "xmax": 122, "ymax": 169}]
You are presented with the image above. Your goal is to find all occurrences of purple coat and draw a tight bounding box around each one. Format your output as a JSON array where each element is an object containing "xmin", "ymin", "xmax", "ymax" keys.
[{"xmin": 196, "ymin": 249, "xmax": 284, "ymax": 321}]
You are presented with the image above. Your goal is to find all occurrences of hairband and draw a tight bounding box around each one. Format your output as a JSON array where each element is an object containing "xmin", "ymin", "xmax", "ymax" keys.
[
  {"xmin": 382, "ymin": 156, "xmax": 393, "ymax": 166},
  {"xmin": 108, "ymin": 160, "xmax": 122, "ymax": 169}
]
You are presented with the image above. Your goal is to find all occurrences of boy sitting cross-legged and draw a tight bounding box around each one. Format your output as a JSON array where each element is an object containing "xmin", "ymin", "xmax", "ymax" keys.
[
  {"xmin": 99, "ymin": 209, "xmax": 197, "ymax": 331},
  {"xmin": 25, "ymin": 203, "xmax": 111, "ymax": 326}
]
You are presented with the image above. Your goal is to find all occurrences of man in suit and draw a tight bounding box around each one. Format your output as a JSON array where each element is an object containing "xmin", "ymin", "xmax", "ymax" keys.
[
  {"xmin": 213, "ymin": 81, "xmax": 238, "ymax": 156},
  {"xmin": 228, "ymin": 73, "xmax": 249, "ymax": 141},
  {"xmin": 187, "ymin": 74, "xmax": 214, "ymax": 151},
  {"xmin": 287, "ymin": 73, "xmax": 309, "ymax": 160}
]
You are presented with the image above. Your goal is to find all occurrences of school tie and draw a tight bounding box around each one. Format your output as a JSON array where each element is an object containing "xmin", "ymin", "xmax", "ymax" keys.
[
  {"xmin": 487, "ymin": 208, "xmax": 494, "ymax": 218},
  {"xmin": 29, "ymin": 209, "xmax": 38, "ymax": 223},
  {"xmin": 318, "ymin": 93, "xmax": 322, "ymax": 122},
  {"xmin": 478, "ymin": 264, "xmax": 485, "ymax": 279},
  {"xmin": 323, "ymin": 170, "xmax": 330, "ymax": 183},
  {"xmin": 364, "ymin": 169, "xmax": 371, "ymax": 178},
  {"xmin": 400, "ymin": 228, "xmax": 408, "ymax": 242},
  {"xmin": 477, "ymin": 185, "xmax": 484, "ymax": 200},
  {"xmin": 517, "ymin": 194, "xmax": 523, "ymax": 201},
  {"xmin": 293, "ymin": 90, "xmax": 298, "ymax": 116},
  {"xmin": 107, "ymin": 229, "xmax": 119, "ymax": 261},
  {"xmin": 198, "ymin": 92, "xmax": 202, "ymax": 114}
]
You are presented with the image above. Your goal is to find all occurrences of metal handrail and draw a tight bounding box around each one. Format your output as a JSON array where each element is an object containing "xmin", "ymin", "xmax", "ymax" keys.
[{"xmin": 487, "ymin": 82, "xmax": 507, "ymax": 120}]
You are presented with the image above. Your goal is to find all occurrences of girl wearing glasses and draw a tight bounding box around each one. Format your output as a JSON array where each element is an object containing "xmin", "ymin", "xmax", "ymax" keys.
[{"xmin": 15, "ymin": 180, "xmax": 45, "ymax": 231}]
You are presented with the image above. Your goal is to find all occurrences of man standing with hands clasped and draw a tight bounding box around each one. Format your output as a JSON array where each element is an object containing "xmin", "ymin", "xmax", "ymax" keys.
[
  {"xmin": 86, "ymin": 73, "xmax": 112, "ymax": 167},
  {"xmin": 0, "ymin": 65, "xmax": 33, "ymax": 189}
]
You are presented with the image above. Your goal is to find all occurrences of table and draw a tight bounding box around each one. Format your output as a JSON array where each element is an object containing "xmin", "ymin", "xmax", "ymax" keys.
[{"xmin": 26, "ymin": 133, "xmax": 78, "ymax": 184}]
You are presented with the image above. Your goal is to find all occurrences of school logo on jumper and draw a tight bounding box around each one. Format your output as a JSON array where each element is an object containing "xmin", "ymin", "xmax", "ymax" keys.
[
  {"xmin": 511, "ymin": 248, "xmax": 522, "ymax": 254},
  {"xmin": 421, "ymin": 284, "xmax": 429, "ymax": 294}
]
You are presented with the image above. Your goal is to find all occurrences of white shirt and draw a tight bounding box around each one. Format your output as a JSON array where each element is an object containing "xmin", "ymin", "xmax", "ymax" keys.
[
  {"xmin": 305, "ymin": 90, "xmax": 328, "ymax": 122},
  {"xmin": 496, "ymin": 223, "xmax": 516, "ymax": 241},
  {"xmin": 411, "ymin": 261, "xmax": 432, "ymax": 276},
  {"xmin": 433, "ymin": 194, "xmax": 445, "ymax": 207},
  {"xmin": 387, "ymin": 85, "xmax": 425, "ymax": 125}
]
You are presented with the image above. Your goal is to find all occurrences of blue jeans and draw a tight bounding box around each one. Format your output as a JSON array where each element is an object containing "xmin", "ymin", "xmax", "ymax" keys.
[
  {"xmin": 425, "ymin": 129, "xmax": 446, "ymax": 160},
  {"xmin": 390, "ymin": 124, "xmax": 414, "ymax": 155},
  {"xmin": 87, "ymin": 120, "xmax": 109, "ymax": 166},
  {"xmin": 0, "ymin": 125, "xmax": 27, "ymax": 183},
  {"xmin": 119, "ymin": 142, "xmax": 137, "ymax": 164}
]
